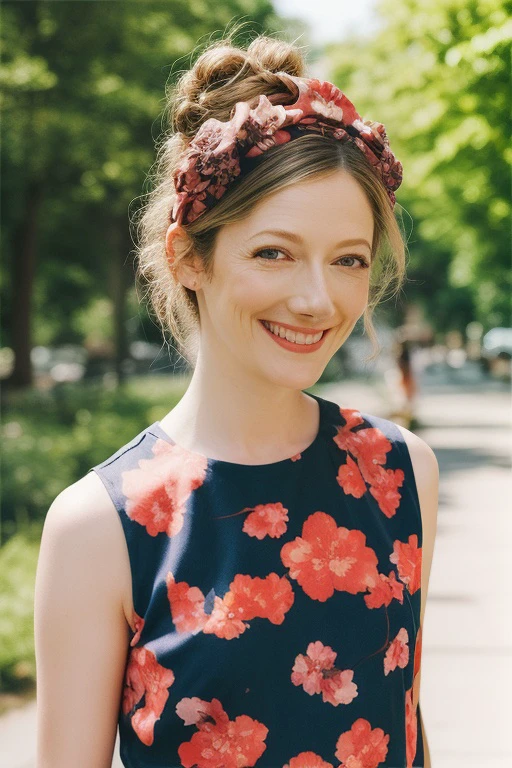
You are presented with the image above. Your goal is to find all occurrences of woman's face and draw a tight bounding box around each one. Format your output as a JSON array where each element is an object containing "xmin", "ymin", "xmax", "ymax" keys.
[{"xmin": 188, "ymin": 169, "xmax": 374, "ymax": 390}]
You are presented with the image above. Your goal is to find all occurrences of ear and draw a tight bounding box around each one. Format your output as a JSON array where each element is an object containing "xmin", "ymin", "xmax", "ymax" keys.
[
  {"xmin": 165, "ymin": 222, "xmax": 204, "ymax": 291},
  {"xmin": 165, "ymin": 222, "xmax": 185, "ymax": 266}
]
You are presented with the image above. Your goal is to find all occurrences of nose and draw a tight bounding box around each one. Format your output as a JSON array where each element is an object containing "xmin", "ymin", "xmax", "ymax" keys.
[{"xmin": 287, "ymin": 263, "xmax": 337, "ymax": 320}]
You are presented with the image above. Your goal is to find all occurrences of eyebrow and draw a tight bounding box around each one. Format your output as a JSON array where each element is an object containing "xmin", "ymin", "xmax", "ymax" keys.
[{"xmin": 248, "ymin": 229, "xmax": 372, "ymax": 251}]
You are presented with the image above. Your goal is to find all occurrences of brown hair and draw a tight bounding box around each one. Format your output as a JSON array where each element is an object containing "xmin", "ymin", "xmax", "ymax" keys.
[{"xmin": 133, "ymin": 31, "xmax": 408, "ymax": 368}]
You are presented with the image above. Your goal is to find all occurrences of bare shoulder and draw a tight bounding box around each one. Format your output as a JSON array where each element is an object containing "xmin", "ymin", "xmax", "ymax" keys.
[
  {"xmin": 47, "ymin": 471, "xmax": 115, "ymax": 531},
  {"xmin": 44, "ymin": 471, "xmax": 135, "ymax": 632},
  {"xmin": 35, "ymin": 472, "xmax": 134, "ymax": 765},
  {"xmin": 395, "ymin": 423, "xmax": 439, "ymax": 493}
]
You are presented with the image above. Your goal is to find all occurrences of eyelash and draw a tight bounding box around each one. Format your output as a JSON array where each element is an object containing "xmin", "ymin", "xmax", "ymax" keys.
[{"xmin": 252, "ymin": 247, "xmax": 370, "ymax": 269}]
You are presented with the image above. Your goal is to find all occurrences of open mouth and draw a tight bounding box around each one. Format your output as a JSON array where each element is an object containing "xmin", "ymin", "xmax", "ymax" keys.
[{"xmin": 258, "ymin": 319, "xmax": 329, "ymax": 352}]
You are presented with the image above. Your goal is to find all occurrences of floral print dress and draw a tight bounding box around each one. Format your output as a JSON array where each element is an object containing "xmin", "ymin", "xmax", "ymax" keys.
[{"xmin": 88, "ymin": 392, "xmax": 425, "ymax": 768}]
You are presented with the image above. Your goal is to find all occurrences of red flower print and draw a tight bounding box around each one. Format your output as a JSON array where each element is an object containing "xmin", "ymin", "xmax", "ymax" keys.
[
  {"xmin": 383, "ymin": 627, "xmax": 409, "ymax": 675},
  {"xmin": 413, "ymin": 623, "xmax": 423, "ymax": 680},
  {"xmin": 129, "ymin": 609, "xmax": 145, "ymax": 646},
  {"xmin": 242, "ymin": 502, "xmax": 289, "ymax": 539},
  {"xmin": 227, "ymin": 572, "xmax": 295, "ymax": 623},
  {"xmin": 121, "ymin": 439, "xmax": 208, "ymax": 537},
  {"xmin": 176, "ymin": 696, "xmax": 268, "ymax": 768},
  {"xmin": 291, "ymin": 640, "xmax": 358, "ymax": 707},
  {"xmin": 337, "ymin": 454, "xmax": 367, "ymax": 498},
  {"xmin": 166, "ymin": 571, "xmax": 295, "ymax": 639},
  {"xmin": 367, "ymin": 467, "xmax": 405, "ymax": 520},
  {"xmin": 389, "ymin": 534, "xmax": 422, "ymax": 594},
  {"xmin": 333, "ymin": 408, "xmax": 405, "ymax": 518},
  {"xmin": 335, "ymin": 718, "xmax": 390, "ymax": 767},
  {"xmin": 364, "ymin": 570, "xmax": 405, "ymax": 609},
  {"xmin": 405, "ymin": 686, "xmax": 418, "ymax": 767},
  {"xmin": 280, "ymin": 511, "xmax": 379, "ymax": 601},
  {"xmin": 166, "ymin": 572, "xmax": 209, "ymax": 634},
  {"xmin": 122, "ymin": 646, "xmax": 175, "ymax": 746},
  {"xmin": 203, "ymin": 588, "xmax": 249, "ymax": 640},
  {"xmin": 283, "ymin": 751, "xmax": 334, "ymax": 768},
  {"xmin": 204, "ymin": 573, "xmax": 295, "ymax": 638}
]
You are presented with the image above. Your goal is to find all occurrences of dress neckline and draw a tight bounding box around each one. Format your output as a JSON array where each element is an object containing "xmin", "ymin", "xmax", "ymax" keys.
[{"xmin": 147, "ymin": 391, "xmax": 327, "ymax": 470}]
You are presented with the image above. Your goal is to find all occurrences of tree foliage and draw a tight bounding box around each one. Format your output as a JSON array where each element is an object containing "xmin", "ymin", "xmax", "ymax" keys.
[
  {"xmin": 1, "ymin": 0, "xmax": 289, "ymax": 374},
  {"xmin": 328, "ymin": 0, "xmax": 511, "ymax": 332}
]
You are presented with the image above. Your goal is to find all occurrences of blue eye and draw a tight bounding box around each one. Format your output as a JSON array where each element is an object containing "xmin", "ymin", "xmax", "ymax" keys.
[
  {"xmin": 252, "ymin": 249, "xmax": 370, "ymax": 268},
  {"xmin": 335, "ymin": 255, "xmax": 370, "ymax": 269},
  {"xmin": 253, "ymin": 248, "xmax": 285, "ymax": 261}
]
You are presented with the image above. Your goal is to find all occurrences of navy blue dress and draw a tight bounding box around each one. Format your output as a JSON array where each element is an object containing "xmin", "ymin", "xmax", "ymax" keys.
[{"xmin": 87, "ymin": 391, "xmax": 425, "ymax": 768}]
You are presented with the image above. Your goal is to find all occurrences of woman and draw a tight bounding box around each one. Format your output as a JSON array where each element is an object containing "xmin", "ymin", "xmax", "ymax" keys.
[{"xmin": 34, "ymin": 33, "xmax": 438, "ymax": 768}]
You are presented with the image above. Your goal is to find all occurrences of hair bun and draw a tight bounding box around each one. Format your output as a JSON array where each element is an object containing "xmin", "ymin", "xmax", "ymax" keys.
[
  {"xmin": 246, "ymin": 36, "xmax": 304, "ymax": 77},
  {"xmin": 170, "ymin": 36, "xmax": 306, "ymax": 137}
]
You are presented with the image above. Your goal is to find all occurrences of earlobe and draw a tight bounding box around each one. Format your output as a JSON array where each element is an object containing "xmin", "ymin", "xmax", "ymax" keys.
[{"xmin": 165, "ymin": 222, "xmax": 185, "ymax": 267}]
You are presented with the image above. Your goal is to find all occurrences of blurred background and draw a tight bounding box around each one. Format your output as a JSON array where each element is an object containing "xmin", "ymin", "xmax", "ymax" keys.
[{"xmin": 1, "ymin": 1, "xmax": 510, "ymax": 766}]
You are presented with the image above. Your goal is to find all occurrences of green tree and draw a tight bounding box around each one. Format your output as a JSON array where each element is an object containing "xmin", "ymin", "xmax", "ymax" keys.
[
  {"xmin": 1, "ymin": 0, "xmax": 289, "ymax": 388},
  {"xmin": 327, "ymin": 0, "xmax": 511, "ymax": 335}
]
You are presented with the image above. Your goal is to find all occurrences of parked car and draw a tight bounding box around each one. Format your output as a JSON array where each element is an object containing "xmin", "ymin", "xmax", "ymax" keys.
[{"xmin": 480, "ymin": 327, "xmax": 512, "ymax": 378}]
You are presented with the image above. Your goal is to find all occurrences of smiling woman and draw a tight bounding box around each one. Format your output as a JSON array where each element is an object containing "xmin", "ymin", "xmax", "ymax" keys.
[
  {"xmin": 35, "ymin": 27, "xmax": 436, "ymax": 768},
  {"xmin": 145, "ymin": 58, "xmax": 406, "ymax": 370}
]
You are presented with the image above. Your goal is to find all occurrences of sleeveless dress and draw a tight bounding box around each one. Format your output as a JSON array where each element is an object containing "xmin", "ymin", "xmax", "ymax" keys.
[{"xmin": 87, "ymin": 391, "xmax": 425, "ymax": 768}]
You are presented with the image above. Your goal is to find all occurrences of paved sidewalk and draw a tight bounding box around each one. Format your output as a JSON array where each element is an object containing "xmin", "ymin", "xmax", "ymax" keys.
[
  {"xmin": 1, "ymin": 372, "xmax": 510, "ymax": 768},
  {"xmin": 324, "ymin": 373, "xmax": 512, "ymax": 767}
]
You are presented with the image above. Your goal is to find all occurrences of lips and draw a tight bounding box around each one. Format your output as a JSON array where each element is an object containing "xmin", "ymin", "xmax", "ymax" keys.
[{"xmin": 258, "ymin": 319, "xmax": 329, "ymax": 353}]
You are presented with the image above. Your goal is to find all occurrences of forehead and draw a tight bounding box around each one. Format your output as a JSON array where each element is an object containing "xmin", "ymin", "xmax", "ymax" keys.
[{"xmin": 226, "ymin": 169, "xmax": 374, "ymax": 246}]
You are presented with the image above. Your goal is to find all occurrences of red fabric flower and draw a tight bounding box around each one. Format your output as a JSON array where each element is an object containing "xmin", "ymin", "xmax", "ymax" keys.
[
  {"xmin": 121, "ymin": 438, "xmax": 208, "ymax": 538},
  {"xmin": 122, "ymin": 646, "xmax": 175, "ymax": 746},
  {"xmin": 364, "ymin": 570, "xmax": 405, "ymax": 609},
  {"xmin": 405, "ymin": 686, "xmax": 418, "ymax": 767},
  {"xmin": 176, "ymin": 696, "xmax": 268, "ymax": 768},
  {"xmin": 334, "ymin": 408, "xmax": 405, "ymax": 518},
  {"xmin": 280, "ymin": 510, "xmax": 380, "ymax": 601},
  {"xmin": 413, "ymin": 623, "xmax": 423, "ymax": 680},
  {"xmin": 166, "ymin": 570, "xmax": 295, "ymax": 639},
  {"xmin": 242, "ymin": 501, "xmax": 290, "ymax": 539},
  {"xmin": 389, "ymin": 534, "xmax": 422, "ymax": 594},
  {"xmin": 129, "ymin": 609, "xmax": 145, "ymax": 646},
  {"xmin": 335, "ymin": 717, "xmax": 390, "ymax": 767},
  {"xmin": 383, "ymin": 627, "xmax": 410, "ymax": 675},
  {"xmin": 291, "ymin": 640, "xmax": 358, "ymax": 707},
  {"xmin": 283, "ymin": 752, "xmax": 334, "ymax": 768}
]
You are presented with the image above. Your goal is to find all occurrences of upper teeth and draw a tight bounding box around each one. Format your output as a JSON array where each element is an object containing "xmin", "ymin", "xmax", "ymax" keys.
[{"xmin": 262, "ymin": 321, "xmax": 324, "ymax": 345}]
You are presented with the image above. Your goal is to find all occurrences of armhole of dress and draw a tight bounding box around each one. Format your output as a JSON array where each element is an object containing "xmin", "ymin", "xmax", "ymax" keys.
[
  {"xmin": 86, "ymin": 431, "xmax": 149, "ymax": 641},
  {"xmin": 392, "ymin": 424, "xmax": 424, "ymax": 548},
  {"xmin": 360, "ymin": 411, "xmax": 424, "ymax": 547},
  {"xmin": 358, "ymin": 410, "xmax": 426, "ymax": 765}
]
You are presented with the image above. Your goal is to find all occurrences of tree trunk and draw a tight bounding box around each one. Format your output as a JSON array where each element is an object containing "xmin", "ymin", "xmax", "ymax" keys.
[
  {"xmin": 7, "ymin": 179, "xmax": 43, "ymax": 390},
  {"xmin": 108, "ymin": 219, "xmax": 133, "ymax": 385}
]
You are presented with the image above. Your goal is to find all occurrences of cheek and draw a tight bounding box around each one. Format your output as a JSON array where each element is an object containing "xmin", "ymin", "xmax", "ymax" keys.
[
  {"xmin": 334, "ymin": 277, "xmax": 370, "ymax": 310},
  {"xmin": 225, "ymin": 271, "xmax": 274, "ymax": 316}
]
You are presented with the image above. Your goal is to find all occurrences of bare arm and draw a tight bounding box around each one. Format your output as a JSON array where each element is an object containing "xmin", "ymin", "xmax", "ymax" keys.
[
  {"xmin": 397, "ymin": 425, "xmax": 439, "ymax": 768},
  {"xmin": 34, "ymin": 474, "xmax": 134, "ymax": 768}
]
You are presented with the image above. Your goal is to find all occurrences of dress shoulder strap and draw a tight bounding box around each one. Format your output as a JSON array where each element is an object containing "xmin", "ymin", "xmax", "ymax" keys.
[{"xmin": 86, "ymin": 425, "xmax": 170, "ymax": 634}]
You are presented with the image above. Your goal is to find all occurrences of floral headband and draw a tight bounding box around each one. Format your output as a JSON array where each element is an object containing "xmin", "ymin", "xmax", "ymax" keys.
[{"xmin": 166, "ymin": 73, "xmax": 402, "ymax": 265}]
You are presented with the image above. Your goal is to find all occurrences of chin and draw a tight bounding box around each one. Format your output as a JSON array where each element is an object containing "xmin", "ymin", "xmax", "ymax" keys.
[{"xmin": 255, "ymin": 360, "xmax": 326, "ymax": 392}]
